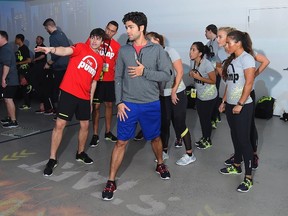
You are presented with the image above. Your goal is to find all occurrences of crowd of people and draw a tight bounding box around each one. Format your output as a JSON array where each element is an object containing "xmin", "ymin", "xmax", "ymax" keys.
[{"xmin": 0, "ymin": 11, "xmax": 270, "ymax": 201}]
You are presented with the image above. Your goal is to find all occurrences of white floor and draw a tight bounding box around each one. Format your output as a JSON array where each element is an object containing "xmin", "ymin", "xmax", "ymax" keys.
[{"xmin": 0, "ymin": 100, "xmax": 287, "ymax": 216}]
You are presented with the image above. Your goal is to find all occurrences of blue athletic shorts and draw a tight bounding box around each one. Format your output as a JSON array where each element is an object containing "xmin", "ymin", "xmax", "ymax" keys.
[{"xmin": 117, "ymin": 100, "xmax": 161, "ymax": 141}]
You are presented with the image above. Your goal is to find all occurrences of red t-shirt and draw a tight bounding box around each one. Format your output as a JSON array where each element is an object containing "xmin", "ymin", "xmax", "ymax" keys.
[
  {"xmin": 86, "ymin": 38, "xmax": 120, "ymax": 81},
  {"xmin": 60, "ymin": 43, "xmax": 103, "ymax": 100}
]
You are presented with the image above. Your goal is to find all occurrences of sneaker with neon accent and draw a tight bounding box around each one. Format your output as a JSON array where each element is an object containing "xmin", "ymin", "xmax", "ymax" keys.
[
  {"xmin": 19, "ymin": 104, "xmax": 31, "ymax": 110},
  {"xmin": 237, "ymin": 177, "xmax": 253, "ymax": 192},
  {"xmin": 220, "ymin": 164, "xmax": 242, "ymax": 175},
  {"xmin": 197, "ymin": 138, "xmax": 212, "ymax": 150},
  {"xmin": 211, "ymin": 121, "xmax": 217, "ymax": 129},
  {"xmin": 156, "ymin": 163, "xmax": 171, "ymax": 180},
  {"xmin": 102, "ymin": 180, "xmax": 117, "ymax": 201},
  {"xmin": 195, "ymin": 137, "xmax": 205, "ymax": 147},
  {"xmin": 224, "ymin": 154, "xmax": 243, "ymax": 166},
  {"xmin": 176, "ymin": 153, "xmax": 196, "ymax": 166}
]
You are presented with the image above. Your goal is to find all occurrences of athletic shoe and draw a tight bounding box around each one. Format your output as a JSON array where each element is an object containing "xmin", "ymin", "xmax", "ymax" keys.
[
  {"xmin": 211, "ymin": 121, "xmax": 217, "ymax": 129},
  {"xmin": 252, "ymin": 154, "xmax": 259, "ymax": 170},
  {"xmin": 237, "ymin": 177, "xmax": 253, "ymax": 192},
  {"xmin": 224, "ymin": 154, "xmax": 243, "ymax": 166},
  {"xmin": 156, "ymin": 163, "xmax": 171, "ymax": 180},
  {"xmin": 197, "ymin": 138, "xmax": 212, "ymax": 150},
  {"xmin": 0, "ymin": 117, "xmax": 11, "ymax": 124},
  {"xmin": 102, "ymin": 180, "xmax": 117, "ymax": 201},
  {"xmin": 195, "ymin": 137, "xmax": 205, "ymax": 147},
  {"xmin": 44, "ymin": 109, "xmax": 54, "ymax": 115},
  {"xmin": 35, "ymin": 109, "xmax": 45, "ymax": 114},
  {"xmin": 26, "ymin": 85, "xmax": 32, "ymax": 94},
  {"xmin": 19, "ymin": 105, "xmax": 31, "ymax": 110},
  {"xmin": 220, "ymin": 164, "xmax": 242, "ymax": 175},
  {"xmin": 154, "ymin": 151, "xmax": 169, "ymax": 162},
  {"xmin": 43, "ymin": 159, "xmax": 58, "ymax": 176},
  {"xmin": 76, "ymin": 152, "xmax": 93, "ymax": 164},
  {"xmin": 174, "ymin": 138, "xmax": 183, "ymax": 148},
  {"xmin": 176, "ymin": 153, "xmax": 196, "ymax": 166},
  {"xmin": 216, "ymin": 116, "xmax": 221, "ymax": 123},
  {"xmin": 134, "ymin": 130, "xmax": 144, "ymax": 141},
  {"xmin": 105, "ymin": 132, "xmax": 117, "ymax": 142},
  {"xmin": 2, "ymin": 120, "xmax": 19, "ymax": 128},
  {"xmin": 90, "ymin": 135, "xmax": 99, "ymax": 147}
]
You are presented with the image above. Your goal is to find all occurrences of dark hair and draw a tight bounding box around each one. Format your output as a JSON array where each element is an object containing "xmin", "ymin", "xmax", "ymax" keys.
[
  {"xmin": 37, "ymin": 35, "xmax": 44, "ymax": 42},
  {"xmin": 90, "ymin": 28, "xmax": 106, "ymax": 39},
  {"xmin": 0, "ymin": 30, "xmax": 8, "ymax": 40},
  {"xmin": 192, "ymin": 41, "xmax": 211, "ymax": 59},
  {"xmin": 43, "ymin": 18, "xmax": 56, "ymax": 27},
  {"xmin": 146, "ymin": 31, "xmax": 164, "ymax": 47},
  {"xmin": 16, "ymin": 34, "xmax": 25, "ymax": 42},
  {"xmin": 122, "ymin": 11, "xmax": 147, "ymax": 34},
  {"xmin": 107, "ymin": 20, "xmax": 119, "ymax": 31},
  {"xmin": 206, "ymin": 24, "xmax": 218, "ymax": 35},
  {"xmin": 222, "ymin": 30, "xmax": 254, "ymax": 80}
]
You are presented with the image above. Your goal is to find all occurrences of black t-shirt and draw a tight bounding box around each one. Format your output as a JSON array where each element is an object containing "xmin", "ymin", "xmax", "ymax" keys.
[
  {"xmin": 34, "ymin": 43, "xmax": 47, "ymax": 63},
  {"xmin": 15, "ymin": 44, "xmax": 30, "ymax": 71}
]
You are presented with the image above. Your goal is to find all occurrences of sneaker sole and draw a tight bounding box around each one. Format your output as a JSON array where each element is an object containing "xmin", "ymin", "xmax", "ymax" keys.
[
  {"xmin": 2, "ymin": 125, "xmax": 19, "ymax": 129},
  {"xmin": 196, "ymin": 145, "xmax": 212, "ymax": 150},
  {"xmin": 174, "ymin": 145, "xmax": 183, "ymax": 148},
  {"xmin": 219, "ymin": 170, "xmax": 242, "ymax": 175},
  {"xmin": 105, "ymin": 138, "xmax": 117, "ymax": 142},
  {"xmin": 76, "ymin": 159, "xmax": 93, "ymax": 164},
  {"xmin": 237, "ymin": 186, "xmax": 252, "ymax": 193},
  {"xmin": 176, "ymin": 157, "xmax": 196, "ymax": 166},
  {"xmin": 102, "ymin": 189, "xmax": 117, "ymax": 201},
  {"xmin": 156, "ymin": 171, "xmax": 171, "ymax": 180},
  {"xmin": 90, "ymin": 143, "xmax": 99, "ymax": 148}
]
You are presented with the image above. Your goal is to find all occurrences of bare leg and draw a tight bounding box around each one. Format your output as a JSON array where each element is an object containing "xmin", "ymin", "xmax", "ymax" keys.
[
  {"xmin": 108, "ymin": 140, "xmax": 129, "ymax": 181},
  {"xmin": 49, "ymin": 118, "xmax": 67, "ymax": 159},
  {"xmin": 4, "ymin": 98, "xmax": 16, "ymax": 121},
  {"xmin": 151, "ymin": 136, "xmax": 163, "ymax": 165},
  {"xmin": 92, "ymin": 103, "xmax": 101, "ymax": 135},
  {"xmin": 104, "ymin": 102, "xmax": 113, "ymax": 133},
  {"xmin": 77, "ymin": 120, "xmax": 89, "ymax": 153}
]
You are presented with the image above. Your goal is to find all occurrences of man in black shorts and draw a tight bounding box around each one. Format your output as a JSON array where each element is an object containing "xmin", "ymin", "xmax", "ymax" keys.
[{"xmin": 0, "ymin": 30, "xmax": 19, "ymax": 128}]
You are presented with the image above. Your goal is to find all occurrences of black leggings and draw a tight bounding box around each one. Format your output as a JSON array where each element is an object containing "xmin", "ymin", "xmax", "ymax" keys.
[
  {"xmin": 250, "ymin": 90, "xmax": 258, "ymax": 152},
  {"xmin": 160, "ymin": 90, "xmax": 192, "ymax": 151},
  {"xmin": 196, "ymin": 97, "xmax": 217, "ymax": 139},
  {"xmin": 226, "ymin": 103, "xmax": 253, "ymax": 176}
]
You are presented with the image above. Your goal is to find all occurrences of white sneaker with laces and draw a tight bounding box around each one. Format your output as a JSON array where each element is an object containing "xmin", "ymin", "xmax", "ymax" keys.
[{"xmin": 176, "ymin": 153, "xmax": 196, "ymax": 166}]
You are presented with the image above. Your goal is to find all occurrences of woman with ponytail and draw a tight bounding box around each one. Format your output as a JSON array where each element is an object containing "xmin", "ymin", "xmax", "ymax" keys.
[{"xmin": 218, "ymin": 30, "xmax": 255, "ymax": 192}]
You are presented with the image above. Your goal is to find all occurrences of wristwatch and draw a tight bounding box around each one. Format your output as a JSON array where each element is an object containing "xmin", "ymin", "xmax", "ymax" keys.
[{"xmin": 237, "ymin": 101, "xmax": 244, "ymax": 106}]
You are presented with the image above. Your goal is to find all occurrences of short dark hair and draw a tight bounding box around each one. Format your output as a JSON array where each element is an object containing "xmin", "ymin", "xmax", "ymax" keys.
[
  {"xmin": 90, "ymin": 28, "xmax": 106, "ymax": 39},
  {"xmin": 107, "ymin": 20, "xmax": 119, "ymax": 31},
  {"xmin": 122, "ymin": 12, "xmax": 147, "ymax": 34},
  {"xmin": 206, "ymin": 24, "xmax": 218, "ymax": 35},
  {"xmin": 37, "ymin": 35, "xmax": 44, "ymax": 42},
  {"xmin": 16, "ymin": 34, "xmax": 25, "ymax": 42},
  {"xmin": 43, "ymin": 18, "xmax": 56, "ymax": 27},
  {"xmin": 0, "ymin": 30, "xmax": 8, "ymax": 40}
]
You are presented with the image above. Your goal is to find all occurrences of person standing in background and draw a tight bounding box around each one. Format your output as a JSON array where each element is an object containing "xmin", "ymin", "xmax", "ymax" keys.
[
  {"xmin": 0, "ymin": 30, "xmax": 19, "ymax": 128},
  {"xmin": 89, "ymin": 21, "xmax": 121, "ymax": 147},
  {"xmin": 43, "ymin": 18, "xmax": 70, "ymax": 116}
]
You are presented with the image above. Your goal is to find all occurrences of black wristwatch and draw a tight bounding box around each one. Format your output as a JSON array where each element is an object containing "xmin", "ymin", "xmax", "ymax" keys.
[{"xmin": 237, "ymin": 101, "xmax": 244, "ymax": 106}]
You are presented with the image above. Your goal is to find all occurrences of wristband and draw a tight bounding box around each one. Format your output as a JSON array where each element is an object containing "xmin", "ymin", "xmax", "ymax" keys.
[{"xmin": 237, "ymin": 101, "xmax": 244, "ymax": 106}]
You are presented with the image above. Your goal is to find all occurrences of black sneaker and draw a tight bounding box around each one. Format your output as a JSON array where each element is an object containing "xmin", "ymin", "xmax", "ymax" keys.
[
  {"xmin": 224, "ymin": 154, "xmax": 243, "ymax": 166},
  {"xmin": 134, "ymin": 130, "xmax": 144, "ymax": 141},
  {"xmin": 2, "ymin": 120, "xmax": 19, "ymax": 128},
  {"xmin": 43, "ymin": 159, "xmax": 58, "ymax": 176},
  {"xmin": 44, "ymin": 109, "xmax": 54, "ymax": 115},
  {"xmin": 174, "ymin": 138, "xmax": 183, "ymax": 148},
  {"xmin": 195, "ymin": 137, "xmax": 205, "ymax": 147},
  {"xmin": 105, "ymin": 131, "xmax": 117, "ymax": 142},
  {"xmin": 76, "ymin": 152, "xmax": 93, "ymax": 164},
  {"xmin": 90, "ymin": 135, "xmax": 99, "ymax": 147},
  {"xmin": 35, "ymin": 109, "xmax": 45, "ymax": 114},
  {"xmin": 19, "ymin": 105, "xmax": 31, "ymax": 110},
  {"xmin": 220, "ymin": 164, "xmax": 242, "ymax": 175},
  {"xmin": 102, "ymin": 180, "xmax": 117, "ymax": 201},
  {"xmin": 156, "ymin": 163, "xmax": 171, "ymax": 180},
  {"xmin": 197, "ymin": 138, "xmax": 212, "ymax": 150},
  {"xmin": 237, "ymin": 177, "xmax": 253, "ymax": 192},
  {"xmin": 0, "ymin": 117, "xmax": 11, "ymax": 124},
  {"xmin": 252, "ymin": 154, "xmax": 259, "ymax": 170}
]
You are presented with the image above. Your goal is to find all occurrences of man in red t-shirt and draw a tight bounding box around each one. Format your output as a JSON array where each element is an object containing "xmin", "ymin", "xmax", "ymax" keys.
[
  {"xmin": 89, "ymin": 21, "xmax": 121, "ymax": 146},
  {"xmin": 35, "ymin": 28, "xmax": 105, "ymax": 177}
]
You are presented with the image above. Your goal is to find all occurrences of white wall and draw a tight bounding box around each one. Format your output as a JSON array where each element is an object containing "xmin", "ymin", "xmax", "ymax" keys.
[{"xmin": 1, "ymin": 0, "xmax": 287, "ymax": 114}]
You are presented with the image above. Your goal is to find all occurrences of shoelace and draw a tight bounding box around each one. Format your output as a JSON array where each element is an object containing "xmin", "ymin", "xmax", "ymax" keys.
[{"xmin": 104, "ymin": 182, "xmax": 115, "ymax": 192}]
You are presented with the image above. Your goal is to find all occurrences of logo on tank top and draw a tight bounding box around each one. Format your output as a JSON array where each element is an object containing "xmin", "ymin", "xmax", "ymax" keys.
[
  {"xmin": 77, "ymin": 55, "xmax": 97, "ymax": 76},
  {"xmin": 99, "ymin": 42, "xmax": 115, "ymax": 59}
]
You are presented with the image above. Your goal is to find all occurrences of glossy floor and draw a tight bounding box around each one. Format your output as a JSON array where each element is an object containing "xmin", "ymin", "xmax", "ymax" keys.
[{"xmin": 0, "ymin": 100, "xmax": 287, "ymax": 216}]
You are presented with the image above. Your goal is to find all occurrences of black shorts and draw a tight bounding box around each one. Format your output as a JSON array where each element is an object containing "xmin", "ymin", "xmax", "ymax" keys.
[
  {"xmin": 57, "ymin": 90, "xmax": 91, "ymax": 121},
  {"xmin": 93, "ymin": 81, "xmax": 115, "ymax": 104},
  {"xmin": 1, "ymin": 86, "xmax": 18, "ymax": 99}
]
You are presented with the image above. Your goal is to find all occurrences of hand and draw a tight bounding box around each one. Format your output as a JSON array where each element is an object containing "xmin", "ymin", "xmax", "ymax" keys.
[
  {"xmin": 232, "ymin": 105, "xmax": 242, "ymax": 114},
  {"xmin": 1, "ymin": 79, "xmax": 7, "ymax": 88},
  {"xmin": 117, "ymin": 103, "xmax": 131, "ymax": 121},
  {"xmin": 219, "ymin": 103, "xmax": 226, "ymax": 113},
  {"xmin": 44, "ymin": 63, "xmax": 50, "ymax": 69},
  {"xmin": 171, "ymin": 91, "xmax": 179, "ymax": 105},
  {"xmin": 34, "ymin": 46, "xmax": 50, "ymax": 54},
  {"xmin": 128, "ymin": 60, "xmax": 144, "ymax": 78}
]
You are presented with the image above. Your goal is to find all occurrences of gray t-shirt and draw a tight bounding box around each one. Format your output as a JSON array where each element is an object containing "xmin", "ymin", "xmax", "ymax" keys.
[
  {"xmin": 226, "ymin": 51, "xmax": 255, "ymax": 105},
  {"xmin": 206, "ymin": 38, "xmax": 220, "ymax": 68},
  {"xmin": 191, "ymin": 58, "xmax": 217, "ymax": 101},
  {"xmin": 0, "ymin": 43, "xmax": 19, "ymax": 86},
  {"xmin": 160, "ymin": 47, "xmax": 186, "ymax": 96}
]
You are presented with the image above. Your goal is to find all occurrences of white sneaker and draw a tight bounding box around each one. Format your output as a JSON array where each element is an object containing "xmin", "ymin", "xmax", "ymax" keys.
[
  {"xmin": 176, "ymin": 153, "xmax": 196, "ymax": 166},
  {"xmin": 155, "ymin": 151, "xmax": 169, "ymax": 162}
]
